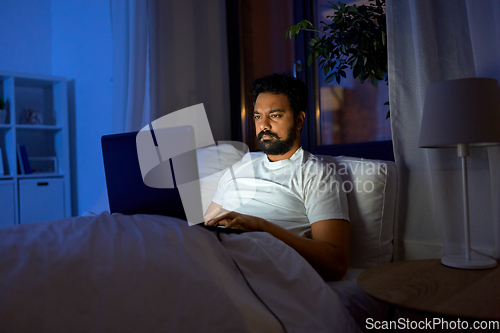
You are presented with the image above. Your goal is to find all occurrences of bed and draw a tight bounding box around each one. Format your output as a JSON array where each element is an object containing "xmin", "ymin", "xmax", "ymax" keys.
[{"xmin": 0, "ymin": 141, "xmax": 397, "ymax": 332}]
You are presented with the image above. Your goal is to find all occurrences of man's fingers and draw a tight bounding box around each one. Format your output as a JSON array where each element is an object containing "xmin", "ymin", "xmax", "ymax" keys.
[
  {"xmin": 205, "ymin": 211, "xmax": 246, "ymax": 229},
  {"xmin": 224, "ymin": 218, "xmax": 236, "ymax": 229},
  {"xmin": 206, "ymin": 219, "xmax": 219, "ymax": 226},
  {"xmin": 210, "ymin": 211, "xmax": 238, "ymax": 224},
  {"xmin": 203, "ymin": 212, "xmax": 217, "ymax": 222},
  {"xmin": 206, "ymin": 217, "xmax": 230, "ymax": 227},
  {"xmin": 204, "ymin": 206, "xmax": 225, "ymax": 223},
  {"xmin": 225, "ymin": 217, "xmax": 244, "ymax": 230}
]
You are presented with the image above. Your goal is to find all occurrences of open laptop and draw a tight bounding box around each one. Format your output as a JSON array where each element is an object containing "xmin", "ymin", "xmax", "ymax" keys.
[
  {"xmin": 101, "ymin": 130, "xmax": 188, "ymax": 220},
  {"xmin": 101, "ymin": 129, "xmax": 245, "ymax": 234}
]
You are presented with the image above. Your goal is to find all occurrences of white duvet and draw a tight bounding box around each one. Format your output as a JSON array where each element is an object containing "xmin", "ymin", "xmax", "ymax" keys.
[{"xmin": 0, "ymin": 213, "xmax": 359, "ymax": 332}]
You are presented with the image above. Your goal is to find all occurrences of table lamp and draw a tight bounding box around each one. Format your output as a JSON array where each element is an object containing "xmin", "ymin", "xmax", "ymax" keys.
[{"xmin": 419, "ymin": 77, "xmax": 500, "ymax": 269}]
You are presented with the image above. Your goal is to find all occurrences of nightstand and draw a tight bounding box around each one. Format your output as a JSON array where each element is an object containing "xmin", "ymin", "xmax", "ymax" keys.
[{"xmin": 357, "ymin": 259, "xmax": 500, "ymax": 320}]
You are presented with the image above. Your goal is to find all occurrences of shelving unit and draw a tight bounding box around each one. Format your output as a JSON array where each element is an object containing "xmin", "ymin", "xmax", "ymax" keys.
[{"xmin": 0, "ymin": 71, "xmax": 71, "ymax": 226}]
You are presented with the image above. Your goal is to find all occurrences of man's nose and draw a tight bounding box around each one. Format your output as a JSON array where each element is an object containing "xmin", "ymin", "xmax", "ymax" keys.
[{"xmin": 260, "ymin": 117, "xmax": 271, "ymax": 130}]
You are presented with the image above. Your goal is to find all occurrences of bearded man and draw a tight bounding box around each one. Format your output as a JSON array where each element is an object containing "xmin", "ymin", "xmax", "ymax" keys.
[{"xmin": 204, "ymin": 73, "xmax": 350, "ymax": 281}]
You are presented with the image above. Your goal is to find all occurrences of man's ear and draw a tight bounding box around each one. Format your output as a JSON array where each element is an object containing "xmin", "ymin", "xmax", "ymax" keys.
[{"xmin": 296, "ymin": 111, "xmax": 306, "ymax": 131}]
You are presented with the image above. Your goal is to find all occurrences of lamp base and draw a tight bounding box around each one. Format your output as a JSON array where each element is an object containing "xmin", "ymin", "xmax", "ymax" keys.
[{"xmin": 441, "ymin": 252, "xmax": 497, "ymax": 269}]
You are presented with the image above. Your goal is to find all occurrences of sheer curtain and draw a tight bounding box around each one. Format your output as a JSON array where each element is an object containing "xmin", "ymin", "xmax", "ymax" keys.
[
  {"xmin": 111, "ymin": 0, "xmax": 230, "ymax": 138},
  {"xmin": 147, "ymin": 0, "xmax": 230, "ymax": 141},
  {"xmin": 111, "ymin": 0, "xmax": 150, "ymax": 133},
  {"xmin": 387, "ymin": 0, "xmax": 500, "ymax": 261},
  {"xmin": 87, "ymin": 0, "xmax": 149, "ymax": 215},
  {"xmin": 96, "ymin": 0, "xmax": 229, "ymax": 214}
]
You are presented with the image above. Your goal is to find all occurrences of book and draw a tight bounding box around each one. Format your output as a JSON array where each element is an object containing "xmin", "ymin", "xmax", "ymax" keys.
[
  {"xmin": 19, "ymin": 145, "xmax": 32, "ymax": 174},
  {"xmin": 0, "ymin": 148, "xmax": 4, "ymax": 175},
  {"xmin": 17, "ymin": 145, "xmax": 25, "ymax": 174},
  {"xmin": 29, "ymin": 156, "xmax": 57, "ymax": 173}
]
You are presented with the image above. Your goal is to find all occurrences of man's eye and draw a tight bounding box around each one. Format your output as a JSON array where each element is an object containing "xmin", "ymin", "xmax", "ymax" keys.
[
  {"xmin": 254, "ymin": 115, "xmax": 261, "ymax": 120},
  {"xmin": 271, "ymin": 114, "xmax": 281, "ymax": 118}
]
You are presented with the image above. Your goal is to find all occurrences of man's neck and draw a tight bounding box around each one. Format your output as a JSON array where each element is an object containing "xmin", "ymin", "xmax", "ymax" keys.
[{"xmin": 266, "ymin": 145, "xmax": 301, "ymax": 162}]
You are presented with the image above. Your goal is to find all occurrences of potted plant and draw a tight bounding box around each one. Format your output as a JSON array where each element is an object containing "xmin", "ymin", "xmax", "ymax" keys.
[
  {"xmin": 0, "ymin": 97, "xmax": 6, "ymax": 124},
  {"xmin": 287, "ymin": 0, "xmax": 389, "ymax": 117}
]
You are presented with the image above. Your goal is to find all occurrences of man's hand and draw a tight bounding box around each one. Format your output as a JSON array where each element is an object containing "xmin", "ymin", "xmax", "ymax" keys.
[
  {"xmin": 203, "ymin": 202, "xmax": 230, "ymax": 222},
  {"xmin": 205, "ymin": 211, "xmax": 266, "ymax": 232}
]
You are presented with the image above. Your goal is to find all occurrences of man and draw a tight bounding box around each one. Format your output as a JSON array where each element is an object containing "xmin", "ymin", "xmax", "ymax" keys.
[{"xmin": 204, "ymin": 74, "xmax": 350, "ymax": 281}]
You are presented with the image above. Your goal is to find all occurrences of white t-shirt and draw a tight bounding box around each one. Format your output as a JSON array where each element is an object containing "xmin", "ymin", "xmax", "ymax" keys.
[{"xmin": 212, "ymin": 147, "xmax": 349, "ymax": 237}]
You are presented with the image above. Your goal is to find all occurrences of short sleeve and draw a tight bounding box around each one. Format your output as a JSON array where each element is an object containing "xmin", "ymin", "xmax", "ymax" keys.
[{"xmin": 303, "ymin": 162, "xmax": 350, "ymax": 224}]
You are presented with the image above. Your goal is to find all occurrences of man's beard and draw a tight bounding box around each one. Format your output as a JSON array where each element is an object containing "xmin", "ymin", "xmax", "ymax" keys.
[{"xmin": 257, "ymin": 123, "xmax": 298, "ymax": 156}]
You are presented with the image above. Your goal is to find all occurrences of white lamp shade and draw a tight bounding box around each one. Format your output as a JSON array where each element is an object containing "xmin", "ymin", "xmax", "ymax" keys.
[{"xmin": 419, "ymin": 78, "xmax": 500, "ymax": 148}]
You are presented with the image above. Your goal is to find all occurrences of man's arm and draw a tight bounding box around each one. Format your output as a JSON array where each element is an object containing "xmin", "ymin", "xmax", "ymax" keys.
[{"xmin": 205, "ymin": 212, "xmax": 350, "ymax": 281}]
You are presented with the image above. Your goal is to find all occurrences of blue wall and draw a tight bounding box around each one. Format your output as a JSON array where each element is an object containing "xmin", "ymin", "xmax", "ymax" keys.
[
  {"xmin": 52, "ymin": 0, "xmax": 113, "ymax": 215},
  {"xmin": 0, "ymin": 0, "xmax": 53, "ymax": 74},
  {"xmin": 0, "ymin": 0, "xmax": 113, "ymax": 215}
]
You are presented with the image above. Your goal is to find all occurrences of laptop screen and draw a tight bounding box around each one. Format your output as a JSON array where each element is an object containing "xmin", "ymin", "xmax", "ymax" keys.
[{"xmin": 101, "ymin": 130, "xmax": 189, "ymax": 220}]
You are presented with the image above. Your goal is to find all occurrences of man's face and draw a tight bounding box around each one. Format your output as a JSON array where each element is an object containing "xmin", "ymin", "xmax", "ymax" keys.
[{"xmin": 253, "ymin": 93, "xmax": 303, "ymax": 156}]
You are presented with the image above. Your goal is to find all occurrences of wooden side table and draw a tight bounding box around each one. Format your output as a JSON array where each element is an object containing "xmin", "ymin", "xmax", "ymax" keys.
[{"xmin": 357, "ymin": 259, "xmax": 500, "ymax": 320}]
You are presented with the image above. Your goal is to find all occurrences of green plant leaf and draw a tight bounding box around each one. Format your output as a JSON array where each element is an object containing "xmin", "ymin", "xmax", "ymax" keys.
[
  {"xmin": 352, "ymin": 64, "xmax": 361, "ymax": 78},
  {"xmin": 325, "ymin": 73, "xmax": 335, "ymax": 84},
  {"xmin": 307, "ymin": 53, "xmax": 314, "ymax": 66},
  {"xmin": 301, "ymin": 20, "xmax": 314, "ymax": 29},
  {"xmin": 336, "ymin": 74, "xmax": 341, "ymax": 84},
  {"xmin": 286, "ymin": 0, "xmax": 387, "ymax": 89}
]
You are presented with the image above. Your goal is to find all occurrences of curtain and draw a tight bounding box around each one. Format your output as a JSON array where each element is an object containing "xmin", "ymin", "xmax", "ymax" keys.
[
  {"xmin": 111, "ymin": 0, "xmax": 150, "ymax": 133},
  {"xmin": 147, "ymin": 0, "xmax": 230, "ymax": 142},
  {"xmin": 88, "ymin": 0, "xmax": 149, "ymax": 215},
  {"xmin": 111, "ymin": 0, "xmax": 230, "ymax": 138},
  {"xmin": 94, "ymin": 0, "xmax": 229, "ymax": 215},
  {"xmin": 387, "ymin": 0, "xmax": 500, "ymax": 260}
]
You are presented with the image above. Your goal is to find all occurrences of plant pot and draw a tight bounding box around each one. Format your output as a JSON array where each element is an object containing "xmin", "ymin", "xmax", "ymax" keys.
[{"xmin": 0, "ymin": 109, "xmax": 6, "ymax": 124}]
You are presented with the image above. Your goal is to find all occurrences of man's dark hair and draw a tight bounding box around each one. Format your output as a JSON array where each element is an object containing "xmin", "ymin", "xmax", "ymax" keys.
[{"xmin": 251, "ymin": 73, "xmax": 308, "ymax": 118}]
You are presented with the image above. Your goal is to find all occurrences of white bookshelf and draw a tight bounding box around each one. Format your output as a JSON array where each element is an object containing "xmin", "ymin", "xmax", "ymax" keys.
[{"xmin": 0, "ymin": 71, "xmax": 71, "ymax": 226}]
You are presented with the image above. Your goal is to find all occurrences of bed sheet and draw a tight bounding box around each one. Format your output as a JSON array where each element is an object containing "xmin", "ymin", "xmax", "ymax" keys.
[{"xmin": 0, "ymin": 212, "xmax": 360, "ymax": 332}]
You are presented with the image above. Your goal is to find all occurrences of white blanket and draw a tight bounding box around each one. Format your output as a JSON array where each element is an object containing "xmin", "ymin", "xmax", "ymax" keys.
[{"xmin": 0, "ymin": 213, "xmax": 359, "ymax": 332}]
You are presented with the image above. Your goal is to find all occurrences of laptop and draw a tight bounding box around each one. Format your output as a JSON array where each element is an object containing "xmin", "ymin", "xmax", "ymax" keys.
[
  {"xmin": 101, "ymin": 129, "xmax": 245, "ymax": 234},
  {"xmin": 101, "ymin": 130, "xmax": 188, "ymax": 220}
]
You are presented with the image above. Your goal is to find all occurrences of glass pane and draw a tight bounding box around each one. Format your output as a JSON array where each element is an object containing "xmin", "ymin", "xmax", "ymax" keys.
[
  {"xmin": 314, "ymin": 0, "xmax": 391, "ymax": 145},
  {"xmin": 238, "ymin": 0, "xmax": 297, "ymax": 150}
]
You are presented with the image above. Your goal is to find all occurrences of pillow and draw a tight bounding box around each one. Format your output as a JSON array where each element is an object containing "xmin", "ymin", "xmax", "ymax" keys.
[
  {"xmin": 196, "ymin": 146, "xmax": 397, "ymax": 268},
  {"xmin": 317, "ymin": 155, "xmax": 397, "ymax": 268}
]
